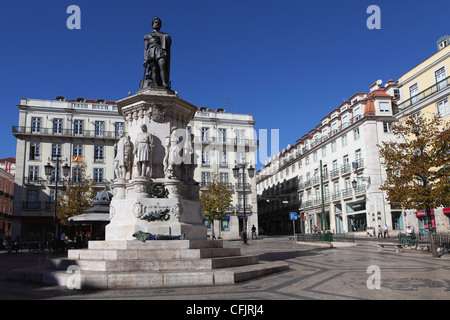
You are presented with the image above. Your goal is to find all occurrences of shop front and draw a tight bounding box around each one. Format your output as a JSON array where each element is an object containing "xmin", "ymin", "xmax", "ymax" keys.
[{"xmin": 346, "ymin": 200, "xmax": 367, "ymax": 232}]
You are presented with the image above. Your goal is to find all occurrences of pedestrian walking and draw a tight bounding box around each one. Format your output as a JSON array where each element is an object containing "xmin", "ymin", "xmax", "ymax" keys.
[
  {"xmin": 251, "ymin": 225, "xmax": 257, "ymax": 239},
  {"xmin": 383, "ymin": 224, "xmax": 389, "ymax": 238}
]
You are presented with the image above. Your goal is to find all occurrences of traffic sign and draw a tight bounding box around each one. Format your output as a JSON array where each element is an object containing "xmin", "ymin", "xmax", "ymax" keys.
[{"xmin": 289, "ymin": 212, "xmax": 298, "ymax": 220}]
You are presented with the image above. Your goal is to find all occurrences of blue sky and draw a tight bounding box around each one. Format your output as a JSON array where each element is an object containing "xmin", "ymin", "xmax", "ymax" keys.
[{"xmin": 1, "ymin": 0, "xmax": 449, "ymax": 168}]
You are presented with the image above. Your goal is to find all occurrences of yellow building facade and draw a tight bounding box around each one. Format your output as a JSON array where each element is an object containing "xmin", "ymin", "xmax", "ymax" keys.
[
  {"xmin": 395, "ymin": 36, "xmax": 450, "ymax": 120},
  {"xmin": 394, "ymin": 35, "xmax": 450, "ymax": 234}
]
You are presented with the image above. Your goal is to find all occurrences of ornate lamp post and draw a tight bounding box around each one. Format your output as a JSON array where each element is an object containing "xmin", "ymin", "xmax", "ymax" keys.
[
  {"xmin": 232, "ymin": 163, "xmax": 255, "ymax": 244},
  {"xmin": 45, "ymin": 157, "xmax": 70, "ymax": 239}
]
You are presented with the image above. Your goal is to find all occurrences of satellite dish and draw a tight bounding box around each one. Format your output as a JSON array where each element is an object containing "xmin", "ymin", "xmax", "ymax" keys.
[{"xmin": 376, "ymin": 79, "xmax": 383, "ymax": 85}]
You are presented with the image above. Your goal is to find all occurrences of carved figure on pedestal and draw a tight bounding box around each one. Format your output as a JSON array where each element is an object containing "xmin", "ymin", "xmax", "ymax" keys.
[
  {"xmin": 163, "ymin": 135, "xmax": 171, "ymax": 178},
  {"xmin": 134, "ymin": 124, "xmax": 153, "ymax": 178},
  {"xmin": 124, "ymin": 135, "xmax": 133, "ymax": 180},
  {"xmin": 114, "ymin": 130, "xmax": 130, "ymax": 180},
  {"xmin": 141, "ymin": 17, "xmax": 171, "ymax": 90},
  {"xmin": 182, "ymin": 133, "xmax": 196, "ymax": 183},
  {"xmin": 167, "ymin": 127, "xmax": 182, "ymax": 179}
]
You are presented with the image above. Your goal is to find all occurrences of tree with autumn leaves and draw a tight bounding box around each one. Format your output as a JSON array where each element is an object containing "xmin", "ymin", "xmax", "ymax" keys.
[
  {"xmin": 53, "ymin": 163, "xmax": 97, "ymax": 225},
  {"xmin": 378, "ymin": 113, "xmax": 449, "ymax": 257},
  {"xmin": 200, "ymin": 175, "xmax": 233, "ymax": 239}
]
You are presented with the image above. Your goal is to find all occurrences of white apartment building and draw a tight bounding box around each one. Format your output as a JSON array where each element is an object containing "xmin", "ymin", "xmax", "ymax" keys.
[
  {"xmin": 189, "ymin": 107, "xmax": 259, "ymax": 240},
  {"xmin": 257, "ymin": 80, "xmax": 401, "ymax": 236},
  {"xmin": 12, "ymin": 97, "xmax": 122, "ymax": 239},
  {"xmin": 12, "ymin": 97, "xmax": 258, "ymax": 240}
]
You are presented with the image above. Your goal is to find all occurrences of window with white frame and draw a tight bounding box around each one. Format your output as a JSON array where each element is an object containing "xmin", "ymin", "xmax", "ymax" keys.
[
  {"xmin": 379, "ymin": 101, "xmax": 390, "ymax": 113},
  {"xmin": 74, "ymin": 119, "xmax": 84, "ymax": 135},
  {"xmin": 201, "ymin": 149, "xmax": 210, "ymax": 166},
  {"xmin": 354, "ymin": 128, "xmax": 360, "ymax": 140},
  {"xmin": 95, "ymin": 121, "xmax": 105, "ymax": 137},
  {"xmin": 52, "ymin": 143, "xmax": 62, "ymax": 159},
  {"xmin": 201, "ymin": 127, "xmax": 209, "ymax": 142},
  {"xmin": 437, "ymin": 98, "xmax": 449, "ymax": 117},
  {"xmin": 28, "ymin": 165, "xmax": 39, "ymax": 182},
  {"xmin": 53, "ymin": 118, "xmax": 63, "ymax": 135},
  {"xmin": 218, "ymin": 128, "xmax": 227, "ymax": 143},
  {"xmin": 409, "ymin": 83, "xmax": 419, "ymax": 104},
  {"xmin": 331, "ymin": 140, "xmax": 337, "ymax": 152},
  {"xmin": 94, "ymin": 145, "xmax": 104, "ymax": 163},
  {"xmin": 342, "ymin": 134, "xmax": 348, "ymax": 146},
  {"xmin": 435, "ymin": 67, "xmax": 447, "ymax": 90},
  {"xmin": 93, "ymin": 168, "xmax": 104, "ymax": 183},
  {"xmin": 31, "ymin": 117, "xmax": 41, "ymax": 134},
  {"xmin": 29, "ymin": 142, "xmax": 40, "ymax": 160}
]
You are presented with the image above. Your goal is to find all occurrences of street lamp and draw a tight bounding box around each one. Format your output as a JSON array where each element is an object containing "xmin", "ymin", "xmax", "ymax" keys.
[
  {"xmin": 232, "ymin": 163, "xmax": 255, "ymax": 244},
  {"xmin": 45, "ymin": 157, "xmax": 70, "ymax": 239}
]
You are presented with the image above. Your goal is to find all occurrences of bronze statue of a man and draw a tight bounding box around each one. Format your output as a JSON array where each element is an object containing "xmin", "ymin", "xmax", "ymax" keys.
[{"xmin": 141, "ymin": 17, "xmax": 171, "ymax": 90}]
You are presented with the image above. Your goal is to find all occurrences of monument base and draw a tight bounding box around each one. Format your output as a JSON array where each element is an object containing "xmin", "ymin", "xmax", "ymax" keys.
[{"xmin": 7, "ymin": 239, "xmax": 289, "ymax": 289}]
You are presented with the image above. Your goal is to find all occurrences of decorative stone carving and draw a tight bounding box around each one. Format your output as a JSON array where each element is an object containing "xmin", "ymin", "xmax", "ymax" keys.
[
  {"xmin": 151, "ymin": 103, "xmax": 166, "ymax": 123},
  {"xmin": 134, "ymin": 124, "xmax": 153, "ymax": 178}
]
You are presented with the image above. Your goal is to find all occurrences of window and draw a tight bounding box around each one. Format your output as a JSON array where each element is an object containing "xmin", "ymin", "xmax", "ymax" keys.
[
  {"xmin": 331, "ymin": 140, "xmax": 337, "ymax": 152},
  {"xmin": 29, "ymin": 142, "xmax": 40, "ymax": 160},
  {"xmin": 73, "ymin": 144, "xmax": 83, "ymax": 157},
  {"xmin": 72, "ymin": 167, "xmax": 83, "ymax": 183},
  {"xmin": 383, "ymin": 122, "xmax": 393, "ymax": 132},
  {"xmin": 94, "ymin": 145, "xmax": 104, "ymax": 163},
  {"xmin": 28, "ymin": 165, "xmax": 39, "ymax": 182},
  {"xmin": 437, "ymin": 98, "xmax": 449, "ymax": 117},
  {"xmin": 313, "ymin": 151, "xmax": 318, "ymax": 162},
  {"xmin": 332, "ymin": 160, "xmax": 338, "ymax": 171},
  {"xmin": 238, "ymin": 193, "xmax": 247, "ymax": 210},
  {"xmin": 379, "ymin": 102, "xmax": 390, "ymax": 112},
  {"xmin": 201, "ymin": 172, "xmax": 211, "ymax": 187},
  {"xmin": 115, "ymin": 122, "xmax": 125, "ymax": 138},
  {"xmin": 219, "ymin": 172, "xmax": 228, "ymax": 184},
  {"xmin": 74, "ymin": 119, "xmax": 84, "ymax": 135},
  {"xmin": 237, "ymin": 152, "xmax": 245, "ymax": 164},
  {"xmin": 322, "ymin": 146, "xmax": 327, "ymax": 157},
  {"xmin": 220, "ymin": 151, "xmax": 227, "ymax": 167},
  {"xmin": 236, "ymin": 129, "xmax": 245, "ymax": 144},
  {"xmin": 95, "ymin": 121, "xmax": 105, "ymax": 137},
  {"xmin": 435, "ymin": 67, "xmax": 447, "ymax": 90},
  {"xmin": 342, "ymin": 134, "xmax": 348, "ymax": 146},
  {"xmin": 52, "ymin": 143, "xmax": 62, "ymax": 159},
  {"xmin": 31, "ymin": 117, "xmax": 41, "ymax": 134},
  {"xmin": 53, "ymin": 118, "xmax": 63, "ymax": 135},
  {"xmin": 93, "ymin": 168, "xmax": 104, "ymax": 183},
  {"xmin": 201, "ymin": 149, "xmax": 210, "ymax": 167},
  {"xmin": 409, "ymin": 83, "xmax": 419, "ymax": 104},
  {"xmin": 201, "ymin": 127, "xmax": 209, "ymax": 142},
  {"xmin": 218, "ymin": 128, "xmax": 227, "ymax": 143},
  {"xmin": 354, "ymin": 128, "xmax": 360, "ymax": 140}
]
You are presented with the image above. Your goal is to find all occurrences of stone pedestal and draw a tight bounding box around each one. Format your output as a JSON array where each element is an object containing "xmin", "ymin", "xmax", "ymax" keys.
[{"xmin": 105, "ymin": 88, "xmax": 205, "ymax": 241}]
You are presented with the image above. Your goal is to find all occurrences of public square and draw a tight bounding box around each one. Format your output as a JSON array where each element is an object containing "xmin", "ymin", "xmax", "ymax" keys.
[{"xmin": 0, "ymin": 236, "xmax": 449, "ymax": 301}]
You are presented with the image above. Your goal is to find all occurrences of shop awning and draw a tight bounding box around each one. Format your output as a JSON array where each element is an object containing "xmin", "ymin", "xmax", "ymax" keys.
[{"xmin": 443, "ymin": 208, "xmax": 450, "ymax": 215}]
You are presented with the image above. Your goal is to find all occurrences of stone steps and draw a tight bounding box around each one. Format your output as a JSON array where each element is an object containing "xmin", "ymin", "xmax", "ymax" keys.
[
  {"xmin": 7, "ymin": 240, "xmax": 290, "ymax": 289},
  {"xmin": 67, "ymin": 247, "xmax": 241, "ymax": 260},
  {"xmin": 48, "ymin": 254, "xmax": 258, "ymax": 272},
  {"xmin": 8, "ymin": 261, "xmax": 289, "ymax": 289}
]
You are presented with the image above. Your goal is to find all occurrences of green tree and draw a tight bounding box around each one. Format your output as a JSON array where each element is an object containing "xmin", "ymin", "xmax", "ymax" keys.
[
  {"xmin": 200, "ymin": 175, "xmax": 233, "ymax": 239},
  {"xmin": 378, "ymin": 114, "xmax": 450, "ymax": 257},
  {"xmin": 53, "ymin": 163, "xmax": 97, "ymax": 225}
]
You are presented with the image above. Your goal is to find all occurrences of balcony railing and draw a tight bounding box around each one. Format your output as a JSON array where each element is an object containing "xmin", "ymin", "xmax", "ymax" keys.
[
  {"xmin": 394, "ymin": 76, "xmax": 450, "ymax": 115},
  {"xmin": 12, "ymin": 126, "xmax": 121, "ymax": 140}
]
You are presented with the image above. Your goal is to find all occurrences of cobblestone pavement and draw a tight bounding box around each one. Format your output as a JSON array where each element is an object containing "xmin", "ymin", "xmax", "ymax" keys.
[{"xmin": 0, "ymin": 236, "xmax": 449, "ymax": 301}]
